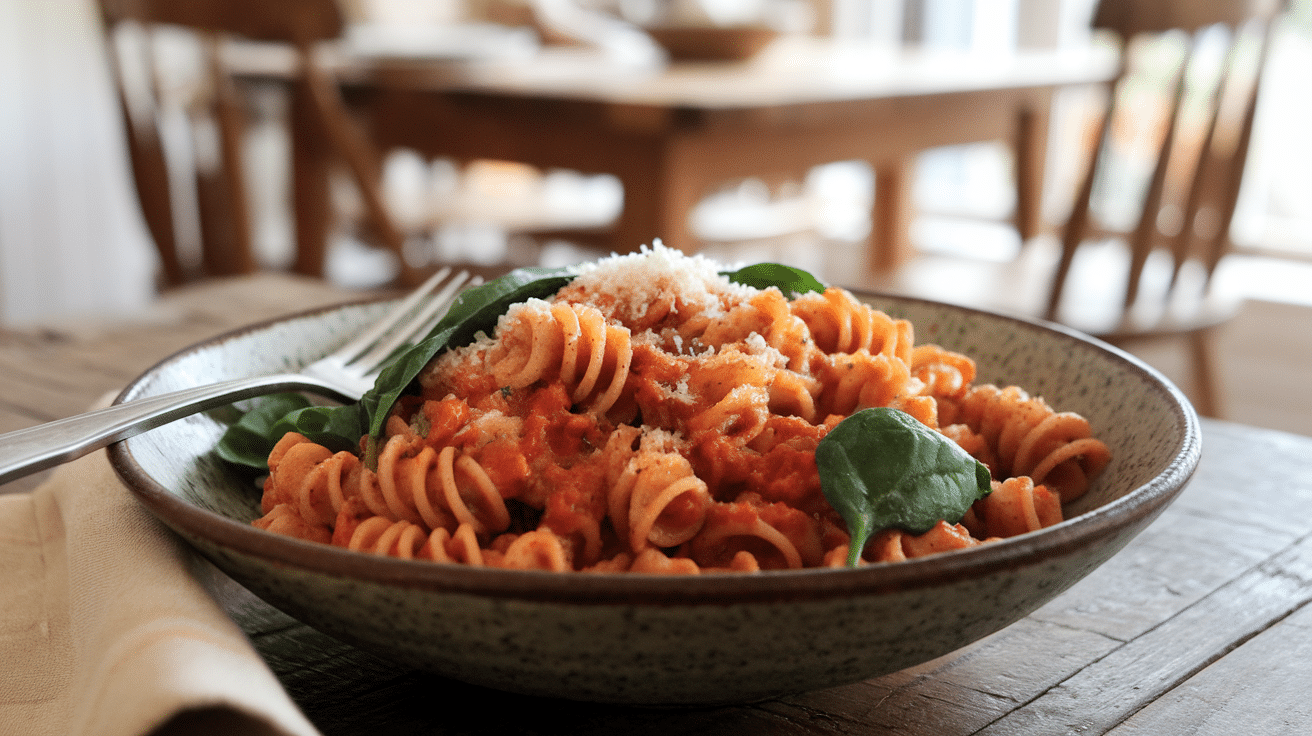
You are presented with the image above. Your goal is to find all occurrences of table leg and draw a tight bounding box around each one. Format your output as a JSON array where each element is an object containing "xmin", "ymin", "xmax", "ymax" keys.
[
  {"xmin": 870, "ymin": 159, "xmax": 915, "ymax": 275},
  {"xmin": 611, "ymin": 140, "xmax": 703, "ymax": 255},
  {"xmin": 610, "ymin": 174, "xmax": 661, "ymax": 253},
  {"xmin": 290, "ymin": 77, "xmax": 333, "ymax": 278},
  {"xmin": 1014, "ymin": 102, "xmax": 1051, "ymax": 243}
]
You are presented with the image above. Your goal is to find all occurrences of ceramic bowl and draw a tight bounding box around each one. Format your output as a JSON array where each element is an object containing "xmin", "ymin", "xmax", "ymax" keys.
[
  {"xmin": 108, "ymin": 290, "xmax": 1200, "ymax": 705},
  {"xmin": 646, "ymin": 25, "xmax": 779, "ymax": 62}
]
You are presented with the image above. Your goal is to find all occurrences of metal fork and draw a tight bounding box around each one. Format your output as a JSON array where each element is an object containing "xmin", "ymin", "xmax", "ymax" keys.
[{"xmin": 0, "ymin": 267, "xmax": 475, "ymax": 485}]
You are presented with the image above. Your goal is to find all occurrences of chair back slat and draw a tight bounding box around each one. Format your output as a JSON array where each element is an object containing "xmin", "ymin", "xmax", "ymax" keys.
[
  {"xmin": 100, "ymin": 0, "xmax": 344, "ymax": 44},
  {"xmin": 102, "ymin": 22, "xmax": 186, "ymax": 285},
  {"xmin": 197, "ymin": 34, "xmax": 257, "ymax": 277},
  {"xmin": 98, "ymin": 0, "xmax": 411, "ymax": 286},
  {"xmin": 1044, "ymin": 0, "xmax": 1282, "ymax": 324},
  {"xmin": 1122, "ymin": 38, "xmax": 1192, "ymax": 310},
  {"xmin": 1167, "ymin": 40, "xmax": 1229, "ymax": 286},
  {"xmin": 1093, "ymin": 0, "xmax": 1282, "ymax": 36},
  {"xmin": 1200, "ymin": 21, "xmax": 1273, "ymax": 285},
  {"xmin": 1045, "ymin": 82, "xmax": 1117, "ymax": 321}
]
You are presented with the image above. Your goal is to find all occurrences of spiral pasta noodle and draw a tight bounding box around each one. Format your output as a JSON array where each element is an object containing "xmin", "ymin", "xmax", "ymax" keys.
[
  {"xmin": 261, "ymin": 432, "xmax": 358, "ymax": 526},
  {"xmin": 251, "ymin": 245, "xmax": 1111, "ymax": 572},
  {"xmin": 862, "ymin": 521, "xmax": 981, "ymax": 564},
  {"xmin": 686, "ymin": 499, "xmax": 805, "ymax": 570},
  {"xmin": 364, "ymin": 434, "xmax": 511, "ymax": 535},
  {"xmin": 816, "ymin": 349, "xmax": 912, "ymax": 418},
  {"xmin": 791, "ymin": 287, "xmax": 913, "ymax": 363},
  {"xmin": 487, "ymin": 299, "xmax": 635, "ymax": 415},
  {"xmin": 973, "ymin": 477, "xmax": 1063, "ymax": 539},
  {"xmin": 498, "ymin": 530, "xmax": 572, "ymax": 571},
  {"xmin": 912, "ymin": 345, "xmax": 976, "ymax": 421},
  {"xmin": 609, "ymin": 449, "xmax": 711, "ymax": 553},
  {"xmin": 946, "ymin": 384, "xmax": 1112, "ymax": 501}
]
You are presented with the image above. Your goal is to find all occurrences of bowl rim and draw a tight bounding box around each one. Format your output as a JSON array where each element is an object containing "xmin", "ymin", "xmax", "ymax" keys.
[{"xmin": 108, "ymin": 289, "xmax": 1201, "ymax": 605}]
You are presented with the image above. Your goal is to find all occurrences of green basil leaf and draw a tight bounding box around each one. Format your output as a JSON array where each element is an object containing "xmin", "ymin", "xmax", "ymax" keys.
[
  {"xmin": 722, "ymin": 262, "xmax": 825, "ymax": 297},
  {"xmin": 214, "ymin": 393, "xmax": 314, "ymax": 471},
  {"xmin": 816, "ymin": 407, "xmax": 993, "ymax": 567}
]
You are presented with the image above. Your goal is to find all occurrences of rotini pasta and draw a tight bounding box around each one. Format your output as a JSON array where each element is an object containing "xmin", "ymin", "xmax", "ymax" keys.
[
  {"xmin": 791, "ymin": 287, "xmax": 913, "ymax": 363},
  {"xmin": 490, "ymin": 299, "xmax": 633, "ymax": 415},
  {"xmin": 251, "ymin": 246, "xmax": 1111, "ymax": 572},
  {"xmin": 943, "ymin": 384, "xmax": 1113, "ymax": 502}
]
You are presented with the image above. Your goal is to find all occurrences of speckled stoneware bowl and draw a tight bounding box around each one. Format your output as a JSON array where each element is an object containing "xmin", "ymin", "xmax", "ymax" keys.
[{"xmin": 109, "ymin": 290, "xmax": 1200, "ymax": 705}]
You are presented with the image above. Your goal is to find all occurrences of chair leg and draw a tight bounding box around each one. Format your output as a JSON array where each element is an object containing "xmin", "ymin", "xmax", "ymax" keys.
[{"xmin": 1189, "ymin": 329, "xmax": 1223, "ymax": 419}]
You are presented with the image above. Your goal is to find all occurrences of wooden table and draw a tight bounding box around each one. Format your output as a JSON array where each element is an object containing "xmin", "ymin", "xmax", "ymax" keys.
[
  {"xmin": 232, "ymin": 35, "xmax": 1116, "ymax": 275},
  {"xmin": 4, "ymin": 274, "xmax": 1310, "ymax": 734}
]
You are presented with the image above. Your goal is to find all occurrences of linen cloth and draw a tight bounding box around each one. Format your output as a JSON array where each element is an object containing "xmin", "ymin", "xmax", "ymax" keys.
[{"xmin": 0, "ymin": 402, "xmax": 320, "ymax": 736}]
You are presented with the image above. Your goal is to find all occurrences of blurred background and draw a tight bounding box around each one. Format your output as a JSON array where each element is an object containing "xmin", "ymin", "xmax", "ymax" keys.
[{"xmin": 1, "ymin": 0, "xmax": 1309, "ymax": 434}]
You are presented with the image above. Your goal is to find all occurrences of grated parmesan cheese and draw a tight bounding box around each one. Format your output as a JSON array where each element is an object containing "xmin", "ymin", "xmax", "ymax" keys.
[
  {"xmin": 741, "ymin": 331, "xmax": 789, "ymax": 369},
  {"xmin": 556, "ymin": 241, "xmax": 756, "ymax": 327},
  {"xmin": 421, "ymin": 244, "xmax": 780, "ymax": 394}
]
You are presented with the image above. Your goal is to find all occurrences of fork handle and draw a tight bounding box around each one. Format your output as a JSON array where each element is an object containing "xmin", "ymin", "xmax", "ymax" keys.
[{"xmin": 0, "ymin": 374, "xmax": 354, "ymax": 486}]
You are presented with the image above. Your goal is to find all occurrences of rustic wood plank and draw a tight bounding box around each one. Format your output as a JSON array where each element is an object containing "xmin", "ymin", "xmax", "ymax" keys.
[
  {"xmin": 0, "ymin": 347, "xmax": 128, "ymax": 421},
  {"xmin": 0, "ymin": 274, "xmax": 367, "ymax": 428},
  {"xmin": 152, "ymin": 272, "xmax": 374, "ymax": 325},
  {"xmin": 1206, "ymin": 301, "xmax": 1312, "ymax": 437},
  {"xmin": 762, "ymin": 618, "xmax": 1120, "ymax": 735},
  {"xmin": 1027, "ymin": 509, "xmax": 1296, "ymax": 641},
  {"xmin": 1169, "ymin": 420, "xmax": 1312, "ymax": 524},
  {"xmin": 1107, "ymin": 600, "xmax": 1312, "ymax": 735},
  {"xmin": 1117, "ymin": 300, "xmax": 1312, "ymax": 438},
  {"xmin": 977, "ymin": 531, "xmax": 1312, "ymax": 735}
]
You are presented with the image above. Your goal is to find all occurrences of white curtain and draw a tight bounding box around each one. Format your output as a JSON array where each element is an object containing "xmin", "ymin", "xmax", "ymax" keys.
[{"xmin": 0, "ymin": 0, "xmax": 156, "ymax": 326}]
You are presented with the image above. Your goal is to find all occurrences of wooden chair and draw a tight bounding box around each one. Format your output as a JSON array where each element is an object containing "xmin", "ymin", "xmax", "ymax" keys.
[
  {"xmin": 876, "ymin": 0, "xmax": 1283, "ymax": 419},
  {"xmin": 1040, "ymin": 0, "xmax": 1284, "ymax": 418},
  {"xmin": 98, "ymin": 0, "xmax": 412, "ymax": 287}
]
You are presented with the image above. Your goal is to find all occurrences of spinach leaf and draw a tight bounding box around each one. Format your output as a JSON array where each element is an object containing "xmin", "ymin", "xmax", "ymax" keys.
[
  {"xmin": 215, "ymin": 266, "xmax": 579, "ymax": 472},
  {"xmin": 280, "ymin": 402, "xmax": 367, "ymax": 453},
  {"xmin": 214, "ymin": 393, "xmax": 314, "ymax": 472},
  {"xmin": 354, "ymin": 265, "xmax": 577, "ymax": 464},
  {"xmin": 722, "ymin": 262, "xmax": 825, "ymax": 297},
  {"xmin": 429, "ymin": 266, "xmax": 579, "ymax": 353},
  {"xmin": 816, "ymin": 407, "xmax": 992, "ymax": 567},
  {"xmin": 216, "ymin": 261, "xmax": 825, "ymax": 473}
]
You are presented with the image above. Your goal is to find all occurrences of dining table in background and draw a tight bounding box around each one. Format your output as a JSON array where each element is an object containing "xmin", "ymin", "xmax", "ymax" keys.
[
  {"xmin": 227, "ymin": 34, "xmax": 1118, "ymax": 276},
  {"xmin": 1, "ymin": 272, "xmax": 1310, "ymax": 734}
]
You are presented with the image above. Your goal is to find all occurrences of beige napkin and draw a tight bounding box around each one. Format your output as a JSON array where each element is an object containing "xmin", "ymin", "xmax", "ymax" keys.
[{"xmin": 0, "ymin": 432, "xmax": 320, "ymax": 736}]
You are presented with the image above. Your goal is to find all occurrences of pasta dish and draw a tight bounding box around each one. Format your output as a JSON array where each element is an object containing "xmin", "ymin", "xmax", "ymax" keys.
[{"xmin": 246, "ymin": 246, "xmax": 1111, "ymax": 573}]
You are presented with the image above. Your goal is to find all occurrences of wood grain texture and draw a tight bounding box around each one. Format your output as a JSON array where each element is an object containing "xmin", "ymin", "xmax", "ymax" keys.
[
  {"xmin": 981, "ymin": 535, "xmax": 1312, "ymax": 735},
  {"xmin": 1109, "ymin": 601, "xmax": 1312, "ymax": 735}
]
